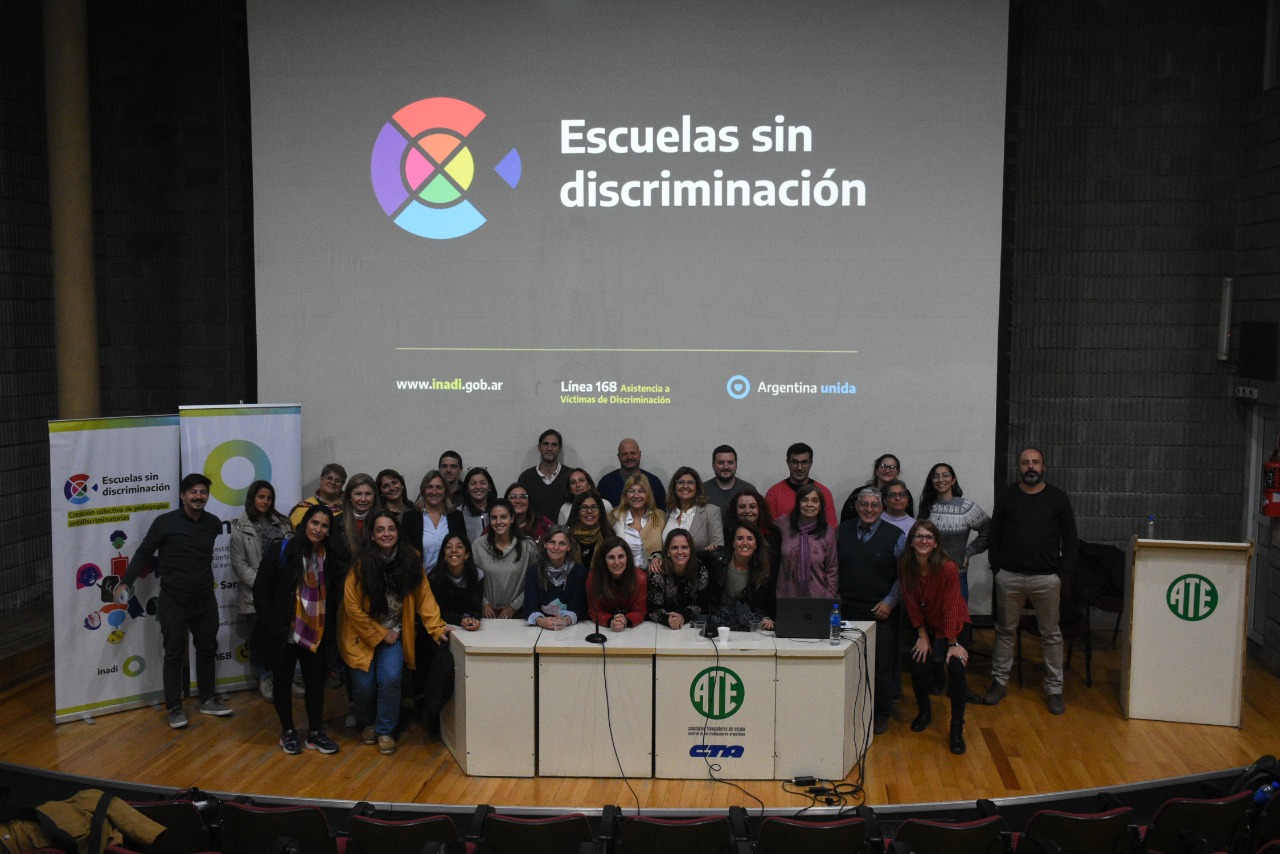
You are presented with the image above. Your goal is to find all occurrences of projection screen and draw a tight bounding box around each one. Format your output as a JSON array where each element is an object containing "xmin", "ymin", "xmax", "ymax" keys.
[{"xmin": 248, "ymin": 1, "xmax": 1009, "ymax": 607}]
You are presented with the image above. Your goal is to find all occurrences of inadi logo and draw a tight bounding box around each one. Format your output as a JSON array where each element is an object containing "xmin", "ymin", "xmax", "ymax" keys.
[
  {"xmin": 371, "ymin": 97, "xmax": 522, "ymax": 240},
  {"xmin": 1167, "ymin": 574, "xmax": 1218, "ymax": 621},
  {"xmin": 690, "ymin": 666, "xmax": 743, "ymax": 720}
]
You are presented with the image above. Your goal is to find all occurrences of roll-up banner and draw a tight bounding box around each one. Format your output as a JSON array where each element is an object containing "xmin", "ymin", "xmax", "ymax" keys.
[
  {"xmin": 49, "ymin": 415, "xmax": 180, "ymax": 723},
  {"xmin": 178, "ymin": 405, "xmax": 303, "ymax": 693}
]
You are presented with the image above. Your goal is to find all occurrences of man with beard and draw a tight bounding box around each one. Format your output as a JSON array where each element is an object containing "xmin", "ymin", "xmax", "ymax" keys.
[{"xmin": 983, "ymin": 447, "xmax": 1078, "ymax": 715}]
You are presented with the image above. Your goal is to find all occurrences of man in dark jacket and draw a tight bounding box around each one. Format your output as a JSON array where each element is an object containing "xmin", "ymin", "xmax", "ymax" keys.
[{"xmin": 119, "ymin": 473, "xmax": 232, "ymax": 729}]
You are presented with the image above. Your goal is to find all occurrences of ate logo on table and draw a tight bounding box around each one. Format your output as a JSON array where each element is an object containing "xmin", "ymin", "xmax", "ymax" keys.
[
  {"xmin": 690, "ymin": 666, "xmax": 743, "ymax": 719},
  {"xmin": 1166, "ymin": 574, "xmax": 1218, "ymax": 621}
]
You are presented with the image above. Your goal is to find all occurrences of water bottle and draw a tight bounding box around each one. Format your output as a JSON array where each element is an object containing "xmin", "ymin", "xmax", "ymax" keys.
[
  {"xmin": 1255, "ymin": 782, "xmax": 1279, "ymax": 804},
  {"xmin": 1145, "ymin": 514, "xmax": 1156, "ymax": 539},
  {"xmin": 829, "ymin": 602, "xmax": 842, "ymax": 645}
]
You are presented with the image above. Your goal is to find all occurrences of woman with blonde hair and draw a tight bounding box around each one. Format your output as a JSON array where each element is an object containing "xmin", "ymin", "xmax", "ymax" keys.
[{"xmin": 610, "ymin": 472, "xmax": 666, "ymax": 571}]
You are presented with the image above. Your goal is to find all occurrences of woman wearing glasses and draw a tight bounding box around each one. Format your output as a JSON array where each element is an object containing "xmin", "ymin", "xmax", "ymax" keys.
[
  {"xmin": 661, "ymin": 466, "xmax": 723, "ymax": 554},
  {"xmin": 505, "ymin": 483, "xmax": 554, "ymax": 542},
  {"xmin": 556, "ymin": 468, "xmax": 613, "ymax": 525},
  {"xmin": 841, "ymin": 453, "xmax": 912, "ymax": 522},
  {"xmin": 568, "ymin": 490, "xmax": 609, "ymax": 570},
  {"xmin": 898, "ymin": 519, "xmax": 970, "ymax": 755}
]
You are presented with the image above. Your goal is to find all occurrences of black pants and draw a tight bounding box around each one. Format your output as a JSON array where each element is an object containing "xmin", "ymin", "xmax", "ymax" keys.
[
  {"xmin": 272, "ymin": 641, "xmax": 325, "ymax": 733},
  {"xmin": 844, "ymin": 604, "xmax": 899, "ymax": 722},
  {"xmin": 910, "ymin": 636, "xmax": 967, "ymax": 725},
  {"xmin": 157, "ymin": 591, "xmax": 219, "ymax": 710},
  {"xmin": 417, "ymin": 633, "xmax": 456, "ymax": 724}
]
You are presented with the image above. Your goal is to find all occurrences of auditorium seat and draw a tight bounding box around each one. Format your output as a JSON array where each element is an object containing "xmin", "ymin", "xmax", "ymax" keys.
[
  {"xmin": 616, "ymin": 814, "xmax": 742, "ymax": 854},
  {"xmin": 219, "ymin": 801, "xmax": 343, "ymax": 854},
  {"xmin": 347, "ymin": 813, "xmax": 466, "ymax": 854},
  {"xmin": 889, "ymin": 814, "xmax": 1007, "ymax": 854},
  {"xmin": 1011, "ymin": 805, "xmax": 1135, "ymax": 854},
  {"xmin": 478, "ymin": 810, "xmax": 595, "ymax": 853},
  {"xmin": 1138, "ymin": 790, "xmax": 1252, "ymax": 854},
  {"xmin": 755, "ymin": 815, "xmax": 869, "ymax": 853},
  {"xmin": 127, "ymin": 798, "xmax": 213, "ymax": 854}
]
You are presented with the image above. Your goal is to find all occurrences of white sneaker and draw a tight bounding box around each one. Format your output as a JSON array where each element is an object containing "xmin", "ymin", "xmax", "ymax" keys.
[{"xmin": 259, "ymin": 674, "xmax": 274, "ymax": 702}]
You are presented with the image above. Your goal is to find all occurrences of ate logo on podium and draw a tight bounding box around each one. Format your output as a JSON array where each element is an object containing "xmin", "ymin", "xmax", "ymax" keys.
[
  {"xmin": 690, "ymin": 666, "xmax": 743, "ymax": 720},
  {"xmin": 1166, "ymin": 574, "xmax": 1218, "ymax": 621}
]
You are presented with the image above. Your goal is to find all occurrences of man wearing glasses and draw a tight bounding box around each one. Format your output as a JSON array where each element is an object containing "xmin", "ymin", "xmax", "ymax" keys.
[
  {"xmin": 289, "ymin": 463, "xmax": 346, "ymax": 528},
  {"xmin": 984, "ymin": 447, "xmax": 1077, "ymax": 716},
  {"xmin": 517, "ymin": 429, "xmax": 571, "ymax": 523},
  {"xmin": 764, "ymin": 442, "xmax": 837, "ymax": 526},
  {"xmin": 837, "ymin": 487, "xmax": 906, "ymax": 734}
]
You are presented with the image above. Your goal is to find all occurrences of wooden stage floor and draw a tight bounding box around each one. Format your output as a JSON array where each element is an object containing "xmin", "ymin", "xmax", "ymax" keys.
[{"xmin": 2, "ymin": 638, "xmax": 1276, "ymax": 811}]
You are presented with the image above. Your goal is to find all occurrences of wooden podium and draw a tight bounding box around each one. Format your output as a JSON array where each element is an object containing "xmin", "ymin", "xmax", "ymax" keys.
[{"xmin": 1120, "ymin": 539, "xmax": 1252, "ymax": 727}]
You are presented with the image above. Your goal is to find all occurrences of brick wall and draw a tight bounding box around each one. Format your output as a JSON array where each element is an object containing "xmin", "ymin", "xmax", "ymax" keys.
[
  {"xmin": 0, "ymin": 1, "xmax": 57, "ymax": 611},
  {"xmin": 1001, "ymin": 1, "xmax": 1262, "ymax": 548}
]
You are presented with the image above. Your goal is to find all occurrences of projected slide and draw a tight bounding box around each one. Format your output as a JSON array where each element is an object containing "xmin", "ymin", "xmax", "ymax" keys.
[{"xmin": 248, "ymin": 0, "xmax": 1008, "ymax": 548}]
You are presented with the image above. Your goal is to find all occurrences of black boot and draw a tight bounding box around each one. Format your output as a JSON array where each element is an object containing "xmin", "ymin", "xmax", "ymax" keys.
[
  {"xmin": 910, "ymin": 704, "xmax": 932, "ymax": 732},
  {"xmin": 949, "ymin": 720, "xmax": 966, "ymax": 754}
]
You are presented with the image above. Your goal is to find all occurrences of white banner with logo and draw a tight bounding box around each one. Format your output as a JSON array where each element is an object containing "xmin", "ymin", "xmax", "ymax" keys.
[
  {"xmin": 178, "ymin": 405, "xmax": 303, "ymax": 693},
  {"xmin": 50, "ymin": 415, "xmax": 180, "ymax": 723}
]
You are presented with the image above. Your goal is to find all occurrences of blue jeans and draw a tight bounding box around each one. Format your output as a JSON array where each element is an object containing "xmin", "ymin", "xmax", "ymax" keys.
[{"xmin": 349, "ymin": 637, "xmax": 405, "ymax": 736}]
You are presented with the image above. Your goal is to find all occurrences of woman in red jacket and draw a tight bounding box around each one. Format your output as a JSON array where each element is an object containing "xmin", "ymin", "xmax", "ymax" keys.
[
  {"xmin": 898, "ymin": 519, "xmax": 971, "ymax": 756},
  {"xmin": 586, "ymin": 536, "xmax": 647, "ymax": 631}
]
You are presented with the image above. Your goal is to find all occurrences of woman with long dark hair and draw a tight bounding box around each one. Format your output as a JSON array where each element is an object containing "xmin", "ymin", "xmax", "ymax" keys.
[
  {"xmin": 251, "ymin": 504, "xmax": 340, "ymax": 756},
  {"xmin": 230, "ymin": 479, "xmax": 292, "ymax": 700},
  {"xmin": 724, "ymin": 487, "xmax": 781, "ymax": 575},
  {"xmin": 568, "ymin": 490, "xmax": 609, "ymax": 571},
  {"xmin": 376, "ymin": 469, "xmax": 410, "ymax": 520},
  {"xmin": 898, "ymin": 519, "xmax": 971, "ymax": 755},
  {"xmin": 524, "ymin": 526, "xmax": 588, "ymax": 629},
  {"xmin": 341, "ymin": 510, "xmax": 450, "ymax": 755},
  {"xmin": 707, "ymin": 521, "xmax": 776, "ymax": 630},
  {"xmin": 459, "ymin": 467, "xmax": 497, "ymax": 543},
  {"xmin": 775, "ymin": 483, "xmax": 839, "ymax": 598},
  {"xmin": 506, "ymin": 482, "xmax": 554, "ymax": 542},
  {"xmin": 917, "ymin": 463, "xmax": 990, "ymax": 602},
  {"xmin": 647, "ymin": 528, "xmax": 712, "ymax": 629},
  {"xmin": 474, "ymin": 498, "xmax": 536, "ymax": 618},
  {"xmin": 586, "ymin": 537, "xmax": 647, "ymax": 631},
  {"xmin": 421, "ymin": 532, "xmax": 482, "ymax": 737},
  {"xmin": 556, "ymin": 468, "xmax": 613, "ymax": 525}
]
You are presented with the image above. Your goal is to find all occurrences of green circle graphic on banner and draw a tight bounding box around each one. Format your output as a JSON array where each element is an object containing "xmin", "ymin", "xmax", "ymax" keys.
[
  {"xmin": 203, "ymin": 440, "xmax": 271, "ymax": 507},
  {"xmin": 1166, "ymin": 574, "xmax": 1218, "ymax": 621},
  {"xmin": 689, "ymin": 665, "xmax": 744, "ymax": 720}
]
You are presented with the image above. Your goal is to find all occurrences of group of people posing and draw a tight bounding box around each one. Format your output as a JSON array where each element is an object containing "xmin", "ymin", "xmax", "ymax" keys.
[{"xmin": 127, "ymin": 431, "xmax": 1077, "ymax": 762}]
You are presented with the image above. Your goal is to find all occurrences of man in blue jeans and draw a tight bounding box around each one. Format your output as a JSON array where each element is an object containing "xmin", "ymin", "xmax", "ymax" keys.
[
  {"xmin": 984, "ymin": 447, "xmax": 1079, "ymax": 715},
  {"xmin": 119, "ymin": 473, "xmax": 233, "ymax": 729}
]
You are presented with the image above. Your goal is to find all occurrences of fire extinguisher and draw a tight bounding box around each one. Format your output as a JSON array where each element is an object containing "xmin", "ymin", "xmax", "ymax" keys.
[{"xmin": 1264, "ymin": 446, "xmax": 1280, "ymax": 517}]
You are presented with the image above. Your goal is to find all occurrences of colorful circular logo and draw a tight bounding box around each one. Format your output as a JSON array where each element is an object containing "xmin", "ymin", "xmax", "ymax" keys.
[
  {"xmin": 203, "ymin": 440, "xmax": 271, "ymax": 508},
  {"xmin": 371, "ymin": 97, "xmax": 521, "ymax": 240},
  {"xmin": 1167, "ymin": 574, "xmax": 1218, "ymax": 621},
  {"xmin": 122, "ymin": 656, "xmax": 146, "ymax": 677},
  {"xmin": 64, "ymin": 473, "xmax": 96, "ymax": 505},
  {"xmin": 690, "ymin": 666, "xmax": 744, "ymax": 720},
  {"xmin": 726, "ymin": 375, "xmax": 751, "ymax": 400}
]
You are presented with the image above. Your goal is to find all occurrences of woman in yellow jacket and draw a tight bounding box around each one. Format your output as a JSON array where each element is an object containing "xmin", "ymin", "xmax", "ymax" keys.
[{"xmin": 342, "ymin": 509, "xmax": 451, "ymax": 755}]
